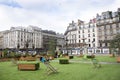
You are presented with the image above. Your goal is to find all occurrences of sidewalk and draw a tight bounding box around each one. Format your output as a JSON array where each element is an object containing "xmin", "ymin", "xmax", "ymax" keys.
[{"xmin": 52, "ymin": 59, "xmax": 120, "ymax": 64}]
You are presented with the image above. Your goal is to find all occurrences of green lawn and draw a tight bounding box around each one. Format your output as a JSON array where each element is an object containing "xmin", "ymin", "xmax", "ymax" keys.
[
  {"xmin": 0, "ymin": 58, "xmax": 120, "ymax": 80},
  {"xmin": 69, "ymin": 55, "xmax": 117, "ymax": 63},
  {"xmin": 95, "ymin": 56, "xmax": 116, "ymax": 62}
]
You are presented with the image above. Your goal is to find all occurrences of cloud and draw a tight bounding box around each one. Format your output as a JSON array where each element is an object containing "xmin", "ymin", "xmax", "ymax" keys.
[
  {"xmin": 0, "ymin": 0, "xmax": 22, "ymax": 8},
  {"xmin": 0, "ymin": 0, "xmax": 120, "ymax": 33}
]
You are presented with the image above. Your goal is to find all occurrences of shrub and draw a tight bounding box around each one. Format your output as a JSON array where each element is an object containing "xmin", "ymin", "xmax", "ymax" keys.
[
  {"xmin": 59, "ymin": 58, "xmax": 69, "ymax": 64},
  {"xmin": 87, "ymin": 55, "xmax": 95, "ymax": 59},
  {"xmin": 15, "ymin": 54, "xmax": 21, "ymax": 58},
  {"xmin": 35, "ymin": 63, "xmax": 40, "ymax": 70},
  {"xmin": 69, "ymin": 55, "xmax": 74, "ymax": 59}
]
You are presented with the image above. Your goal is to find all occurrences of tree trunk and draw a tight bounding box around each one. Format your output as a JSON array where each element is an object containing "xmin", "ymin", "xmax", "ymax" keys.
[{"xmin": 118, "ymin": 47, "xmax": 120, "ymax": 56}]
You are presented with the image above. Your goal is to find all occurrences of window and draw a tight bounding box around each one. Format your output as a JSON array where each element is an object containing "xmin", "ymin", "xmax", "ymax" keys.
[
  {"xmin": 89, "ymin": 44, "xmax": 91, "ymax": 47},
  {"xmin": 105, "ymin": 36, "xmax": 107, "ymax": 39},
  {"xmin": 105, "ymin": 43, "xmax": 108, "ymax": 47},
  {"xmin": 82, "ymin": 35, "xmax": 84, "ymax": 38},
  {"xmin": 93, "ymin": 33, "xmax": 95, "ymax": 37},
  {"xmin": 79, "ymin": 35, "xmax": 80, "ymax": 38},
  {"xmin": 88, "ymin": 39, "xmax": 90, "ymax": 42},
  {"xmin": 100, "ymin": 43, "xmax": 102, "ymax": 47},
  {"xmin": 116, "ymin": 30, "xmax": 119, "ymax": 34},
  {"xmin": 82, "ymin": 30, "xmax": 84, "ymax": 33},
  {"xmin": 83, "ymin": 39, "xmax": 85, "ymax": 43},
  {"xmin": 116, "ymin": 23, "xmax": 119, "ymax": 28},
  {"xmin": 88, "ymin": 34, "xmax": 90, "ymax": 37},
  {"xmin": 79, "ymin": 26, "xmax": 81, "ymax": 29},
  {"xmin": 93, "ymin": 28, "xmax": 95, "ymax": 32},
  {"xmin": 110, "ymin": 25, "xmax": 112, "ymax": 29},
  {"xmin": 89, "ymin": 24, "xmax": 90, "ymax": 28},
  {"xmin": 93, "ymin": 38, "xmax": 95, "ymax": 42},
  {"xmin": 104, "ymin": 25, "xmax": 106, "ymax": 30},
  {"xmin": 93, "ymin": 43, "xmax": 95, "ymax": 47},
  {"xmin": 79, "ymin": 40, "xmax": 81, "ymax": 43},
  {"xmin": 88, "ymin": 29, "xmax": 90, "ymax": 33}
]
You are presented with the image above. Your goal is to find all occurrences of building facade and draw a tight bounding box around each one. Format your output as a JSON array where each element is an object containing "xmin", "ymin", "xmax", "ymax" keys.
[
  {"xmin": 42, "ymin": 30, "xmax": 65, "ymax": 53},
  {"xmin": 3, "ymin": 26, "xmax": 43, "ymax": 50},
  {"xmin": 56, "ymin": 33, "xmax": 65, "ymax": 52},
  {"xmin": 96, "ymin": 8, "xmax": 120, "ymax": 53},
  {"xmin": 0, "ymin": 26, "xmax": 64, "ymax": 53},
  {"xmin": 64, "ymin": 19, "xmax": 98, "ymax": 54},
  {"xmin": 64, "ymin": 8, "xmax": 120, "ymax": 54},
  {"xmin": 42, "ymin": 30, "xmax": 57, "ymax": 52},
  {"xmin": 0, "ymin": 31, "xmax": 4, "ymax": 50}
]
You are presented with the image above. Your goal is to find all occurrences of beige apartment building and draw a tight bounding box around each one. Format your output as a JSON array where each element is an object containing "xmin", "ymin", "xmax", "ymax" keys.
[
  {"xmin": 64, "ymin": 19, "xmax": 98, "ymax": 54},
  {"xmin": 96, "ymin": 9, "xmax": 120, "ymax": 48},
  {"xmin": 3, "ymin": 26, "xmax": 43, "ymax": 50},
  {"xmin": 0, "ymin": 26, "xmax": 65, "ymax": 53},
  {"xmin": 0, "ymin": 31, "xmax": 4, "ymax": 50}
]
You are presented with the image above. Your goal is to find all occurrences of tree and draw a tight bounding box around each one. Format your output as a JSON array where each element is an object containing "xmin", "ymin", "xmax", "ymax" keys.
[
  {"xmin": 109, "ymin": 33, "xmax": 120, "ymax": 56},
  {"xmin": 3, "ymin": 48, "xmax": 8, "ymax": 57},
  {"xmin": 24, "ymin": 39, "xmax": 31, "ymax": 56}
]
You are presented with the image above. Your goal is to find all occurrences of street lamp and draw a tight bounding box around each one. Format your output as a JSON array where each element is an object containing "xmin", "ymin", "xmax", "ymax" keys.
[
  {"xmin": 82, "ymin": 38, "xmax": 88, "ymax": 54},
  {"xmin": 65, "ymin": 38, "xmax": 68, "ymax": 55},
  {"xmin": 92, "ymin": 40, "xmax": 95, "ymax": 54}
]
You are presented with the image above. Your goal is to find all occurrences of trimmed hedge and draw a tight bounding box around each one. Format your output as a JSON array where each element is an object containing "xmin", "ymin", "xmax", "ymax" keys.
[
  {"xmin": 87, "ymin": 55, "xmax": 95, "ymax": 59},
  {"xmin": 69, "ymin": 55, "xmax": 74, "ymax": 59},
  {"xmin": 59, "ymin": 59, "xmax": 69, "ymax": 64}
]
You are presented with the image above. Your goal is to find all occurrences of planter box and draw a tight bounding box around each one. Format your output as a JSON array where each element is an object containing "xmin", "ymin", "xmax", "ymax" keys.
[
  {"xmin": 109, "ymin": 54, "xmax": 115, "ymax": 57},
  {"xmin": 26, "ymin": 57, "xmax": 36, "ymax": 61},
  {"xmin": 19, "ymin": 56, "xmax": 26, "ymax": 61},
  {"xmin": 117, "ymin": 57, "xmax": 120, "ymax": 63},
  {"xmin": 18, "ymin": 63, "xmax": 39, "ymax": 71},
  {"xmin": 0, "ymin": 58, "xmax": 11, "ymax": 62}
]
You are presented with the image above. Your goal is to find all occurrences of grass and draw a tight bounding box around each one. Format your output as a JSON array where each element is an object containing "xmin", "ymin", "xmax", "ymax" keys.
[
  {"xmin": 69, "ymin": 55, "xmax": 116, "ymax": 63},
  {"xmin": 0, "ymin": 56, "xmax": 120, "ymax": 80},
  {"xmin": 95, "ymin": 56, "xmax": 116, "ymax": 62}
]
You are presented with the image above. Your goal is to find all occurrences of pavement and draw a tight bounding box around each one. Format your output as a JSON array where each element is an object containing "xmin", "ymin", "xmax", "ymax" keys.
[{"xmin": 52, "ymin": 59, "xmax": 120, "ymax": 65}]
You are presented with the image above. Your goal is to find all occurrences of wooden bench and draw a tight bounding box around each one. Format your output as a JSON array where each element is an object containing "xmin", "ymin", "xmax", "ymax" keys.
[{"xmin": 18, "ymin": 63, "xmax": 39, "ymax": 71}]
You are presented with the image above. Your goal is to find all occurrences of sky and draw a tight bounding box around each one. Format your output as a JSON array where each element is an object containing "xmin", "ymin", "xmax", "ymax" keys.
[{"xmin": 0, "ymin": 0, "xmax": 120, "ymax": 33}]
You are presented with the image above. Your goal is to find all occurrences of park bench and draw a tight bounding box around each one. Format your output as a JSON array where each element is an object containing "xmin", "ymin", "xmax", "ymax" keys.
[
  {"xmin": 91, "ymin": 58, "xmax": 101, "ymax": 68},
  {"xmin": 18, "ymin": 63, "xmax": 39, "ymax": 71}
]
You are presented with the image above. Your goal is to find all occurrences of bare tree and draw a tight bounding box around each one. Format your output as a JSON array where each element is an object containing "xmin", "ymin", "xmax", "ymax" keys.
[{"xmin": 24, "ymin": 39, "xmax": 31, "ymax": 56}]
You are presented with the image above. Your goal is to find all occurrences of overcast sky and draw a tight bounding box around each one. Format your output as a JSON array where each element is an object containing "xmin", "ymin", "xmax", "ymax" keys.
[{"xmin": 0, "ymin": 0, "xmax": 120, "ymax": 33}]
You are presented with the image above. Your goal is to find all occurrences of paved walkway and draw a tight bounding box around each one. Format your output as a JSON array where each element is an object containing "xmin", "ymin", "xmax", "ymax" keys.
[{"xmin": 52, "ymin": 59, "xmax": 120, "ymax": 64}]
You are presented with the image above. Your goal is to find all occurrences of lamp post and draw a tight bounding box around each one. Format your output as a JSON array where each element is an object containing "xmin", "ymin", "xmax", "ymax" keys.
[
  {"xmin": 17, "ymin": 43, "xmax": 20, "ymax": 53},
  {"xmin": 65, "ymin": 38, "xmax": 68, "ymax": 55},
  {"xmin": 82, "ymin": 38, "xmax": 88, "ymax": 54},
  {"xmin": 92, "ymin": 41, "xmax": 95, "ymax": 54}
]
